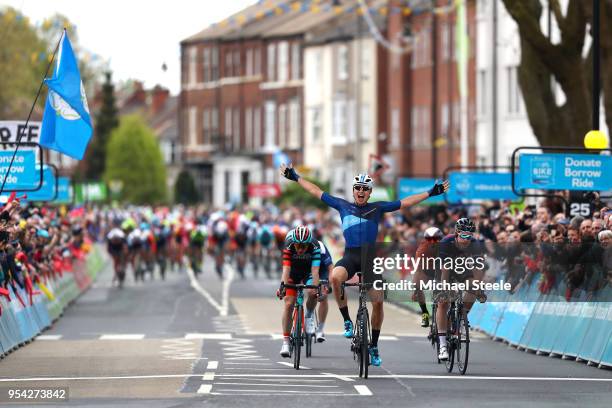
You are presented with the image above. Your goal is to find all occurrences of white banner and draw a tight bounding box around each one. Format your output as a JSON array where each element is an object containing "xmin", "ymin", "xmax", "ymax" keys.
[{"xmin": 0, "ymin": 121, "xmax": 42, "ymax": 147}]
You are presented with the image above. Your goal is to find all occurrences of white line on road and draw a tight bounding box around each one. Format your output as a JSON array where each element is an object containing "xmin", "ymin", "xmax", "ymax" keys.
[
  {"xmin": 202, "ymin": 372, "xmax": 215, "ymax": 381},
  {"xmin": 213, "ymin": 382, "xmax": 339, "ymax": 388},
  {"xmin": 186, "ymin": 260, "xmax": 232, "ymax": 317},
  {"xmin": 277, "ymin": 362, "xmax": 310, "ymax": 370},
  {"xmin": 99, "ymin": 334, "xmax": 145, "ymax": 340},
  {"xmin": 379, "ymin": 336, "xmax": 399, "ymax": 341},
  {"xmin": 222, "ymin": 362, "xmax": 274, "ymax": 366},
  {"xmin": 354, "ymin": 385, "xmax": 373, "ymax": 396},
  {"xmin": 321, "ymin": 372, "xmax": 355, "ymax": 382},
  {"xmin": 219, "ymin": 378, "xmax": 334, "ymax": 382},
  {"xmin": 221, "ymin": 264, "xmax": 235, "ymax": 317},
  {"xmin": 210, "ymin": 392, "xmax": 351, "ymax": 396},
  {"xmin": 185, "ymin": 333, "xmax": 233, "ymax": 340},
  {"xmin": 197, "ymin": 384, "xmax": 213, "ymax": 394},
  {"xmin": 207, "ymin": 361, "xmax": 219, "ymax": 370},
  {"xmin": 37, "ymin": 335, "xmax": 62, "ymax": 340},
  {"xmin": 224, "ymin": 367, "xmax": 292, "ymax": 371},
  {"xmin": 2, "ymin": 374, "xmax": 612, "ymax": 382},
  {"xmin": 214, "ymin": 389, "xmax": 346, "ymax": 394}
]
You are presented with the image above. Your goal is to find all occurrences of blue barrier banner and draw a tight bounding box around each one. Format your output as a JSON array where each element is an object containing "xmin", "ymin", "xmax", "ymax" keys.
[
  {"xmin": 27, "ymin": 165, "xmax": 56, "ymax": 201},
  {"xmin": 55, "ymin": 177, "xmax": 72, "ymax": 203},
  {"xmin": 447, "ymin": 172, "xmax": 518, "ymax": 202},
  {"xmin": 0, "ymin": 150, "xmax": 37, "ymax": 190},
  {"xmin": 517, "ymin": 153, "xmax": 612, "ymax": 191},
  {"xmin": 397, "ymin": 178, "xmax": 443, "ymax": 203},
  {"xmin": 563, "ymin": 303, "xmax": 597, "ymax": 358}
]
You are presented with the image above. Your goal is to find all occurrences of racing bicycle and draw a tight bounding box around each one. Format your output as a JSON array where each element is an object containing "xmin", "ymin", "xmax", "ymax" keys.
[{"xmin": 341, "ymin": 272, "xmax": 373, "ymax": 379}]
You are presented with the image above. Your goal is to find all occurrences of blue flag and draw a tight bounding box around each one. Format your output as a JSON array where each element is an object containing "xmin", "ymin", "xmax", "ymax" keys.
[{"xmin": 40, "ymin": 31, "xmax": 93, "ymax": 160}]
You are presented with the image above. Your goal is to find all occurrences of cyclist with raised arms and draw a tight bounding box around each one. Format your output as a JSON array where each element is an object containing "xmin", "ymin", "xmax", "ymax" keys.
[
  {"xmin": 280, "ymin": 163, "xmax": 449, "ymax": 366},
  {"xmin": 277, "ymin": 226, "xmax": 321, "ymax": 357},
  {"xmin": 436, "ymin": 218, "xmax": 486, "ymax": 361}
]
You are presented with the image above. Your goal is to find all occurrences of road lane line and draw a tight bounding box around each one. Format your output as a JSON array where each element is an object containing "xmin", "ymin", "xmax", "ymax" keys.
[
  {"xmin": 277, "ymin": 362, "xmax": 310, "ymax": 369},
  {"xmin": 213, "ymin": 382, "xmax": 339, "ymax": 388},
  {"xmin": 220, "ymin": 264, "xmax": 235, "ymax": 317},
  {"xmin": 99, "ymin": 334, "xmax": 145, "ymax": 340},
  {"xmin": 207, "ymin": 361, "xmax": 219, "ymax": 370},
  {"xmin": 210, "ymin": 392, "xmax": 350, "ymax": 396},
  {"xmin": 321, "ymin": 372, "xmax": 355, "ymax": 382},
  {"xmin": 197, "ymin": 384, "xmax": 212, "ymax": 394},
  {"xmin": 185, "ymin": 262, "xmax": 223, "ymax": 315},
  {"xmin": 202, "ymin": 372, "xmax": 215, "ymax": 381},
  {"xmin": 223, "ymin": 362, "xmax": 274, "ymax": 366},
  {"xmin": 2, "ymin": 374, "xmax": 612, "ymax": 382},
  {"xmin": 224, "ymin": 367, "xmax": 292, "ymax": 371},
  {"xmin": 379, "ymin": 336, "xmax": 399, "ymax": 341},
  {"xmin": 185, "ymin": 333, "xmax": 232, "ymax": 340},
  {"xmin": 354, "ymin": 385, "xmax": 373, "ymax": 396},
  {"xmin": 37, "ymin": 335, "xmax": 62, "ymax": 340},
  {"xmin": 214, "ymin": 389, "xmax": 346, "ymax": 394},
  {"xmin": 219, "ymin": 378, "xmax": 334, "ymax": 382}
]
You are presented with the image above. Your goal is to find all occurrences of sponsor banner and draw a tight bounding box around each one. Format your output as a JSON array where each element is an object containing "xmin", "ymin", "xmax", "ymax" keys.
[
  {"xmin": 517, "ymin": 153, "xmax": 612, "ymax": 191},
  {"xmin": 0, "ymin": 150, "xmax": 38, "ymax": 190},
  {"xmin": 55, "ymin": 177, "xmax": 72, "ymax": 203},
  {"xmin": 397, "ymin": 178, "xmax": 443, "ymax": 203},
  {"xmin": 26, "ymin": 165, "xmax": 57, "ymax": 201},
  {"xmin": 75, "ymin": 182, "xmax": 107, "ymax": 203},
  {"xmin": 447, "ymin": 172, "xmax": 518, "ymax": 202},
  {"xmin": 0, "ymin": 121, "xmax": 42, "ymax": 146},
  {"xmin": 248, "ymin": 183, "xmax": 280, "ymax": 198}
]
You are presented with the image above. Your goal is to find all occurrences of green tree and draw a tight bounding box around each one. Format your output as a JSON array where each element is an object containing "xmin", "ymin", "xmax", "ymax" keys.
[
  {"xmin": 174, "ymin": 169, "xmax": 199, "ymax": 204},
  {"xmin": 85, "ymin": 71, "xmax": 118, "ymax": 179},
  {"xmin": 0, "ymin": 8, "xmax": 48, "ymax": 119},
  {"xmin": 275, "ymin": 178, "xmax": 330, "ymax": 209},
  {"xmin": 501, "ymin": 0, "xmax": 612, "ymax": 146},
  {"xmin": 104, "ymin": 115, "xmax": 167, "ymax": 204}
]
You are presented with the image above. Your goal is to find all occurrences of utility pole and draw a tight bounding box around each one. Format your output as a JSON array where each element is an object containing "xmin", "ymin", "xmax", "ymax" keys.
[{"xmin": 431, "ymin": 4, "xmax": 438, "ymax": 178}]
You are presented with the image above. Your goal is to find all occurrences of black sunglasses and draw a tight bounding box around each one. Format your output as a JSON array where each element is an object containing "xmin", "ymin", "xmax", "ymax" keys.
[{"xmin": 353, "ymin": 186, "xmax": 371, "ymax": 192}]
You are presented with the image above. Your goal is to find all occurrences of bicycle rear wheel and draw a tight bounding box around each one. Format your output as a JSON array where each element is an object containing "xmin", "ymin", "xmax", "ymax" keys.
[
  {"xmin": 306, "ymin": 333, "xmax": 312, "ymax": 357},
  {"xmin": 429, "ymin": 303, "xmax": 440, "ymax": 364},
  {"xmin": 293, "ymin": 305, "xmax": 303, "ymax": 370},
  {"xmin": 456, "ymin": 312, "xmax": 470, "ymax": 375}
]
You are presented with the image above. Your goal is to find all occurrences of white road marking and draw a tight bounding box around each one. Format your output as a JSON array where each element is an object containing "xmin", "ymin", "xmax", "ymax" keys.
[
  {"xmin": 213, "ymin": 382, "xmax": 339, "ymax": 388},
  {"xmin": 214, "ymin": 389, "xmax": 346, "ymax": 394},
  {"xmin": 210, "ymin": 392, "xmax": 350, "ymax": 396},
  {"xmin": 270, "ymin": 334, "xmax": 284, "ymax": 340},
  {"xmin": 219, "ymin": 378, "xmax": 334, "ymax": 383},
  {"xmin": 354, "ymin": 385, "xmax": 373, "ymax": 396},
  {"xmin": 99, "ymin": 334, "xmax": 145, "ymax": 340},
  {"xmin": 202, "ymin": 372, "xmax": 215, "ymax": 381},
  {"xmin": 197, "ymin": 384, "xmax": 212, "ymax": 394},
  {"xmin": 37, "ymin": 335, "xmax": 62, "ymax": 340},
  {"xmin": 277, "ymin": 362, "xmax": 310, "ymax": 369},
  {"xmin": 321, "ymin": 372, "xmax": 355, "ymax": 382},
  {"xmin": 379, "ymin": 336, "xmax": 399, "ymax": 341},
  {"xmin": 207, "ymin": 361, "xmax": 219, "ymax": 370},
  {"xmin": 220, "ymin": 264, "xmax": 235, "ymax": 317},
  {"xmin": 224, "ymin": 368, "xmax": 291, "ymax": 371},
  {"xmin": 2, "ymin": 374, "xmax": 611, "ymax": 382},
  {"xmin": 185, "ymin": 262, "xmax": 224, "ymax": 315},
  {"xmin": 223, "ymin": 362, "xmax": 273, "ymax": 366},
  {"xmin": 185, "ymin": 333, "xmax": 232, "ymax": 340}
]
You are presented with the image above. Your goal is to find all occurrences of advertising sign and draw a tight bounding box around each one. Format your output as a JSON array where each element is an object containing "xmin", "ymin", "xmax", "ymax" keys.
[
  {"xmin": 0, "ymin": 121, "xmax": 42, "ymax": 146},
  {"xmin": 517, "ymin": 153, "xmax": 612, "ymax": 191},
  {"xmin": 397, "ymin": 178, "xmax": 443, "ymax": 203},
  {"xmin": 0, "ymin": 150, "xmax": 38, "ymax": 190},
  {"xmin": 75, "ymin": 182, "xmax": 108, "ymax": 203},
  {"xmin": 447, "ymin": 172, "xmax": 518, "ymax": 202},
  {"xmin": 248, "ymin": 183, "xmax": 280, "ymax": 198},
  {"xmin": 27, "ymin": 165, "xmax": 57, "ymax": 201},
  {"xmin": 55, "ymin": 177, "xmax": 73, "ymax": 203}
]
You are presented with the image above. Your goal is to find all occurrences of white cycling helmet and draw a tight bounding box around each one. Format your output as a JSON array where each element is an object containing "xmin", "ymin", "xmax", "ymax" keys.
[
  {"xmin": 424, "ymin": 226, "xmax": 443, "ymax": 240},
  {"xmin": 353, "ymin": 173, "xmax": 373, "ymax": 190}
]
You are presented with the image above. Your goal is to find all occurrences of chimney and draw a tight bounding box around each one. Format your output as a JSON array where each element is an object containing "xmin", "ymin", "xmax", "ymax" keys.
[
  {"xmin": 132, "ymin": 81, "xmax": 146, "ymax": 105},
  {"xmin": 151, "ymin": 85, "xmax": 169, "ymax": 115}
]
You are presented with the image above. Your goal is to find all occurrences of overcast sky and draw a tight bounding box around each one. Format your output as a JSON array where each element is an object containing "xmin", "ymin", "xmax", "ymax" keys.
[{"xmin": 1, "ymin": 0, "xmax": 255, "ymax": 94}]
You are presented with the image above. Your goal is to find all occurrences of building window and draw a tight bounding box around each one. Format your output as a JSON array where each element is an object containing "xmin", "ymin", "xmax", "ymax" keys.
[
  {"xmin": 337, "ymin": 44, "xmax": 348, "ymax": 80},
  {"xmin": 265, "ymin": 100, "xmax": 276, "ymax": 148},
  {"xmin": 361, "ymin": 42, "xmax": 370, "ymax": 79},
  {"xmin": 278, "ymin": 104, "xmax": 287, "ymax": 148},
  {"xmin": 233, "ymin": 50, "xmax": 240, "ymax": 76},
  {"xmin": 278, "ymin": 41, "xmax": 289, "ymax": 82},
  {"xmin": 224, "ymin": 108, "xmax": 232, "ymax": 149},
  {"xmin": 332, "ymin": 98, "xmax": 348, "ymax": 144},
  {"xmin": 233, "ymin": 107, "xmax": 240, "ymax": 150},
  {"xmin": 267, "ymin": 43, "xmax": 276, "ymax": 81},
  {"xmin": 203, "ymin": 109, "xmax": 210, "ymax": 145},
  {"xmin": 241, "ymin": 171, "xmax": 249, "ymax": 203},
  {"xmin": 253, "ymin": 106, "xmax": 261, "ymax": 149},
  {"xmin": 246, "ymin": 49, "xmax": 253, "ymax": 76},
  {"xmin": 411, "ymin": 36, "xmax": 419, "ymax": 69},
  {"xmin": 189, "ymin": 107, "xmax": 197, "ymax": 146},
  {"xmin": 189, "ymin": 47, "xmax": 197, "ymax": 85},
  {"xmin": 289, "ymin": 99, "xmax": 300, "ymax": 149},
  {"xmin": 311, "ymin": 106, "xmax": 322, "ymax": 142},
  {"xmin": 245, "ymin": 107, "xmax": 253, "ymax": 149},
  {"xmin": 442, "ymin": 22, "xmax": 450, "ymax": 61},
  {"xmin": 291, "ymin": 42, "xmax": 300, "ymax": 80},
  {"xmin": 441, "ymin": 103, "xmax": 449, "ymax": 136},
  {"xmin": 507, "ymin": 65, "xmax": 521, "ymax": 114},
  {"xmin": 391, "ymin": 108, "xmax": 400, "ymax": 147},
  {"xmin": 211, "ymin": 107, "xmax": 219, "ymax": 143},
  {"xmin": 224, "ymin": 170, "xmax": 231, "ymax": 204},
  {"xmin": 225, "ymin": 50, "xmax": 233, "ymax": 77},
  {"xmin": 411, "ymin": 106, "xmax": 418, "ymax": 147},
  {"xmin": 422, "ymin": 106, "xmax": 430, "ymax": 146},
  {"xmin": 203, "ymin": 48, "xmax": 211, "ymax": 82},
  {"xmin": 478, "ymin": 69, "xmax": 487, "ymax": 116},
  {"xmin": 361, "ymin": 104, "xmax": 371, "ymax": 141},
  {"xmin": 211, "ymin": 47, "xmax": 219, "ymax": 80},
  {"xmin": 254, "ymin": 48, "xmax": 261, "ymax": 75}
]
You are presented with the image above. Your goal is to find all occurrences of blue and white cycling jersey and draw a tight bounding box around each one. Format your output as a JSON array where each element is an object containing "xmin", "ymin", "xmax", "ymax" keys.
[
  {"xmin": 321, "ymin": 192, "xmax": 400, "ymax": 248},
  {"xmin": 317, "ymin": 240, "xmax": 333, "ymax": 270}
]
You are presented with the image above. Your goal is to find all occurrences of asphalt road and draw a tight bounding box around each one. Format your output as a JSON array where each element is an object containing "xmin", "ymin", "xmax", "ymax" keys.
[{"xmin": 0, "ymin": 254, "xmax": 610, "ymax": 407}]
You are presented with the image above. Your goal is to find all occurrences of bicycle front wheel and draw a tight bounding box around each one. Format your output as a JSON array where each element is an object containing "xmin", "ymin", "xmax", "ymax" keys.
[
  {"xmin": 456, "ymin": 313, "xmax": 470, "ymax": 375},
  {"xmin": 445, "ymin": 307, "xmax": 455, "ymax": 373},
  {"xmin": 360, "ymin": 309, "xmax": 370, "ymax": 379},
  {"xmin": 293, "ymin": 305, "xmax": 303, "ymax": 370}
]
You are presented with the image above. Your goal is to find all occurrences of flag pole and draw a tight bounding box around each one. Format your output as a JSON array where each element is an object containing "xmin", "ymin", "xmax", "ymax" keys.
[{"xmin": 0, "ymin": 29, "xmax": 65, "ymax": 197}]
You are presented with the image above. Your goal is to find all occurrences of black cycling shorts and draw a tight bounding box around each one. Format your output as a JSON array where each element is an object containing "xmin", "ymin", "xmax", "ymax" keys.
[{"xmin": 335, "ymin": 246, "xmax": 376, "ymax": 283}]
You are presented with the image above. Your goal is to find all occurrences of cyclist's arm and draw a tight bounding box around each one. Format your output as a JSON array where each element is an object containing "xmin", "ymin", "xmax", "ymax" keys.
[
  {"xmin": 310, "ymin": 248, "xmax": 321, "ymax": 286},
  {"xmin": 281, "ymin": 249, "xmax": 291, "ymax": 283},
  {"xmin": 399, "ymin": 191, "xmax": 430, "ymax": 209},
  {"xmin": 297, "ymin": 178, "xmax": 323, "ymax": 199}
]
